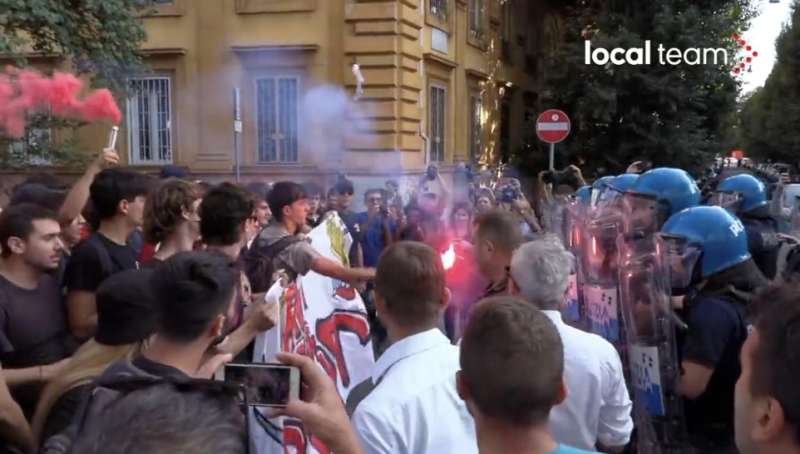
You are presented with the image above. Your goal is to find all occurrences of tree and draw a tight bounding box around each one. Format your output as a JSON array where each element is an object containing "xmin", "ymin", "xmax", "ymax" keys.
[
  {"xmin": 739, "ymin": 1, "xmax": 800, "ymax": 165},
  {"xmin": 0, "ymin": 0, "xmax": 148, "ymax": 167},
  {"xmin": 516, "ymin": 0, "xmax": 755, "ymax": 178}
]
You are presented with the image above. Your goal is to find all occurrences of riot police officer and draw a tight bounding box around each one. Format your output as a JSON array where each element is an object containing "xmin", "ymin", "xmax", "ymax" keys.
[
  {"xmin": 710, "ymin": 174, "xmax": 782, "ymax": 279},
  {"xmin": 615, "ymin": 168, "xmax": 701, "ymax": 454},
  {"xmin": 661, "ymin": 206, "xmax": 768, "ymax": 453},
  {"xmin": 624, "ymin": 167, "xmax": 701, "ymax": 234}
]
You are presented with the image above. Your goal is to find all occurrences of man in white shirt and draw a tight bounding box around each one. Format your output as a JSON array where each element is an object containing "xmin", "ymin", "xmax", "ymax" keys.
[
  {"xmin": 509, "ymin": 236, "xmax": 633, "ymax": 452},
  {"xmin": 351, "ymin": 241, "xmax": 477, "ymax": 454}
]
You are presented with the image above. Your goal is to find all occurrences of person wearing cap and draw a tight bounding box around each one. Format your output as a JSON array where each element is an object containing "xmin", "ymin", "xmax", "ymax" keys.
[
  {"xmin": 333, "ymin": 177, "xmax": 363, "ymax": 267},
  {"xmin": 31, "ymin": 268, "xmax": 159, "ymax": 445}
]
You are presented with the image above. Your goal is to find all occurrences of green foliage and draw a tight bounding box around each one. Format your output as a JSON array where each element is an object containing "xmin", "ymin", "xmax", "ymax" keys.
[
  {"xmin": 739, "ymin": 1, "xmax": 800, "ymax": 164},
  {"xmin": 517, "ymin": 0, "xmax": 755, "ymax": 178},
  {"xmin": 0, "ymin": 0, "xmax": 148, "ymax": 167}
]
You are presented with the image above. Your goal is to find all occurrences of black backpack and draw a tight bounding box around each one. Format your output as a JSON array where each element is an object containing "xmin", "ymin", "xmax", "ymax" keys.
[{"xmin": 242, "ymin": 234, "xmax": 302, "ymax": 294}]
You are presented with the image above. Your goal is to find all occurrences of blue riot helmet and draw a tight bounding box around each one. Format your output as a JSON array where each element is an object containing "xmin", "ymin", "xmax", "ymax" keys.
[
  {"xmin": 594, "ymin": 174, "xmax": 640, "ymax": 211},
  {"xmin": 576, "ymin": 185, "xmax": 592, "ymax": 205},
  {"xmin": 590, "ymin": 176, "xmax": 616, "ymax": 207},
  {"xmin": 623, "ymin": 168, "xmax": 701, "ymax": 234},
  {"xmin": 611, "ymin": 173, "xmax": 639, "ymax": 192},
  {"xmin": 660, "ymin": 206, "xmax": 750, "ymax": 290},
  {"xmin": 711, "ymin": 174, "xmax": 768, "ymax": 215}
]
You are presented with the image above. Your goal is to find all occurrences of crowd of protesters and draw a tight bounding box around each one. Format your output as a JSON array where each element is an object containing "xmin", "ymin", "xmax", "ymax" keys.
[{"xmin": 0, "ymin": 146, "xmax": 797, "ymax": 454}]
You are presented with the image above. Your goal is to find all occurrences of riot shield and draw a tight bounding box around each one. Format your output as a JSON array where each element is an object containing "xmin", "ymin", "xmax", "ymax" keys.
[
  {"xmin": 617, "ymin": 234, "xmax": 690, "ymax": 454},
  {"xmin": 580, "ymin": 205, "xmax": 625, "ymax": 349},
  {"xmin": 562, "ymin": 202, "xmax": 586, "ymax": 327},
  {"xmin": 541, "ymin": 196, "xmax": 571, "ymax": 245}
]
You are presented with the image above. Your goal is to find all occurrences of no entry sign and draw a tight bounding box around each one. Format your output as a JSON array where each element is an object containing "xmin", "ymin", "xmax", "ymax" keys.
[{"xmin": 536, "ymin": 109, "xmax": 571, "ymax": 144}]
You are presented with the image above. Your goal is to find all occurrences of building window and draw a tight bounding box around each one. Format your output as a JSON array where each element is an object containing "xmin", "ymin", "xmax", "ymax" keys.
[
  {"xmin": 469, "ymin": 94, "xmax": 482, "ymax": 162},
  {"xmin": 127, "ymin": 77, "xmax": 173, "ymax": 165},
  {"xmin": 429, "ymin": 85, "xmax": 446, "ymax": 162},
  {"xmin": 5, "ymin": 127, "xmax": 52, "ymax": 165},
  {"xmin": 469, "ymin": 0, "xmax": 484, "ymax": 40},
  {"xmin": 256, "ymin": 77, "xmax": 299, "ymax": 163},
  {"xmin": 429, "ymin": 0, "xmax": 448, "ymax": 22}
]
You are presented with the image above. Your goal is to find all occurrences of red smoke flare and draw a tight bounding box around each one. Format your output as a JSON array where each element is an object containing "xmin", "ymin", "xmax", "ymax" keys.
[{"xmin": 0, "ymin": 67, "xmax": 121, "ymax": 139}]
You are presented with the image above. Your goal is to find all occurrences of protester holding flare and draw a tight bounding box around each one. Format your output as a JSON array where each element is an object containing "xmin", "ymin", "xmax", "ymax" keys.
[{"xmin": 63, "ymin": 168, "xmax": 151, "ymax": 340}]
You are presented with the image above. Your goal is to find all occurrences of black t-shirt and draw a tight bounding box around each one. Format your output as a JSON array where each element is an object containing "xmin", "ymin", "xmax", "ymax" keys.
[
  {"xmin": 64, "ymin": 233, "xmax": 139, "ymax": 293},
  {"xmin": 681, "ymin": 295, "xmax": 748, "ymax": 449},
  {"xmin": 0, "ymin": 273, "xmax": 77, "ymax": 417},
  {"xmin": 0, "ymin": 274, "xmax": 75, "ymax": 367}
]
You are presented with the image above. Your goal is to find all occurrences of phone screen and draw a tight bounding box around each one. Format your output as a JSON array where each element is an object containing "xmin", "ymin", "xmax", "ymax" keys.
[{"xmin": 224, "ymin": 364, "xmax": 293, "ymax": 407}]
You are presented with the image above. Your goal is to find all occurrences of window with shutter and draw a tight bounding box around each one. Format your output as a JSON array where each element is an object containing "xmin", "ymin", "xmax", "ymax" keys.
[
  {"xmin": 429, "ymin": 85, "xmax": 446, "ymax": 162},
  {"xmin": 256, "ymin": 76, "xmax": 299, "ymax": 163},
  {"xmin": 127, "ymin": 77, "xmax": 173, "ymax": 165},
  {"xmin": 469, "ymin": 95, "xmax": 482, "ymax": 162}
]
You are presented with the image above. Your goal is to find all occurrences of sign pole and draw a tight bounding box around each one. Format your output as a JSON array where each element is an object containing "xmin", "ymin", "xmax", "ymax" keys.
[
  {"xmin": 233, "ymin": 88, "xmax": 242, "ymax": 183},
  {"xmin": 549, "ymin": 143, "xmax": 555, "ymax": 171}
]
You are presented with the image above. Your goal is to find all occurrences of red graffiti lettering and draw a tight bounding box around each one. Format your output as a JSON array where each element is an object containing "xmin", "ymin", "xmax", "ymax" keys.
[
  {"xmin": 283, "ymin": 422, "xmax": 305, "ymax": 453},
  {"xmin": 315, "ymin": 311, "xmax": 371, "ymax": 387},
  {"xmin": 283, "ymin": 420, "xmax": 331, "ymax": 454},
  {"xmin": 279, "ymin": 285, "xmax": 370, "ymax": 453}
]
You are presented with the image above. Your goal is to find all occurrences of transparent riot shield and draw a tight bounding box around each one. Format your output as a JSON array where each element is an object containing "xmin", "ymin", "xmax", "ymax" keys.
[
  {"xmin": 562, "ymin": 202, "xmax": 586, "ymax": 327},
  {"xmin": 580, "ymin": 205, "xmax": 624, "ymax": 349},
  {"xmin": 541, "ymin": 196, "xmax": 571, "ymax": 245},
  {"xmin": 617, "ymin": 234, "xmax": 689, "ymax": 454}
]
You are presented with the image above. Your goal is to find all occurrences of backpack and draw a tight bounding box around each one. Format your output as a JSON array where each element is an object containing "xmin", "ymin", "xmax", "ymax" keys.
[{"xmin": 243, "ymin": 234, "xmax": 302, "ymax": 294}]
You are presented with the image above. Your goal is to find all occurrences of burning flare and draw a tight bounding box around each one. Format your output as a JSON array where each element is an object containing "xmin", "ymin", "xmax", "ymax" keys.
[
  {"xmin": 442, "ymin": 244, "xmax": 456, "ymax": 270},
  {"xmin": 0, "ymin": 66, "xmax": 122, "ymax": 139}
]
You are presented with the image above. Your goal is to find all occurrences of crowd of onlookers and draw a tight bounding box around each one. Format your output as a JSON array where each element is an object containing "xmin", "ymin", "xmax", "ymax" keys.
[{"xmin": 0, "ymin": 148, "xmax": 797, "ymax": 454}]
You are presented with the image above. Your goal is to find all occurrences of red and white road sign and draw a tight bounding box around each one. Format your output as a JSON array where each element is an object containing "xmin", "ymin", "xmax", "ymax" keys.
[{"xmin": 536, "ymin": 109, "xmax": 571, "ymax": 144}]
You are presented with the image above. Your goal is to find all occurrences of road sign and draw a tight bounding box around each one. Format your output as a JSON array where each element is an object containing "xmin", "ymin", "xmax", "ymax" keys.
[
  {"xmin": 536, "ymin": 109, "xmax": 571, "ymax": 144},
  {"xmin": 536, "ymin": 109, "xmax": 571, "ymax": 170}
]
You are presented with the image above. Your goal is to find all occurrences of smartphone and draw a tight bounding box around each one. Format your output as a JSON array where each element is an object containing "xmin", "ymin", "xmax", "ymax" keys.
[{"xmin": 223, "ymin": 363, "xmax": 300, "ymax": 408}]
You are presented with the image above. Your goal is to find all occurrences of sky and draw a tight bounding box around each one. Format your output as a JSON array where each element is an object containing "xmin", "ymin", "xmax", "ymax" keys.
[{"xmin": 741, "ymin": 0, "xmax": 794, "ymax": 94}]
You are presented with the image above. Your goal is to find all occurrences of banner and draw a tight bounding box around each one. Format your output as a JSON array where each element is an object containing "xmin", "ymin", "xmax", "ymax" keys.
[{"xmin": 251, "ymin": 214, "xmax": 375, "ymax": 454}]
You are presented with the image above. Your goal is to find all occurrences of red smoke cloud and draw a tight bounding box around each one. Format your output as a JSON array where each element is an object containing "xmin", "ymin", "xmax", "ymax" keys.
[{"xmin": 0, "ymin": 67, "xmax": 122, "ymax": 139}]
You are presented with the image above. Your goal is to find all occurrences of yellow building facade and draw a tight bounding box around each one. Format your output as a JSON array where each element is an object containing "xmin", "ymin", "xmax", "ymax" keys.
[{"xmin": 49, "ymin": 0, "xmax": 544, "ymax": 186}]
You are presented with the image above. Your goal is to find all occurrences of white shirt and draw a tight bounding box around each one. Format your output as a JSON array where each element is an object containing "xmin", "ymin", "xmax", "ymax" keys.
[
  {"xmin": 352, "ymin": 329, "xmax": 478, "ymax": 454},
  {"xmin": 543, "ymin": 310, "xmax": 633, "ymax": 450}
]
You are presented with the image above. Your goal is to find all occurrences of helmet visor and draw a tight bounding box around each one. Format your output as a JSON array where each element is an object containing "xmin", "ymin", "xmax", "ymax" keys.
[
  {"xmin": 622, "ymin": 192, "xmax": 660, "ymax": 235},
  {"xmin": 596, "ymin": 187, "xmax": 625, "ymax": 211},
  {"xmin": 709, "ymin": 191, "xmax": 742, "ymax": 211},
  {"xmin": 660, "ymin": 234, "xmax": 702, "ymax": 289}
]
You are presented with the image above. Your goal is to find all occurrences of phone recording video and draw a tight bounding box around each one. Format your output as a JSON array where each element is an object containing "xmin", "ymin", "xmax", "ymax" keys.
[{"xmin": 223, "ymin": 363, "xmax": 300, "ymax": 408}]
